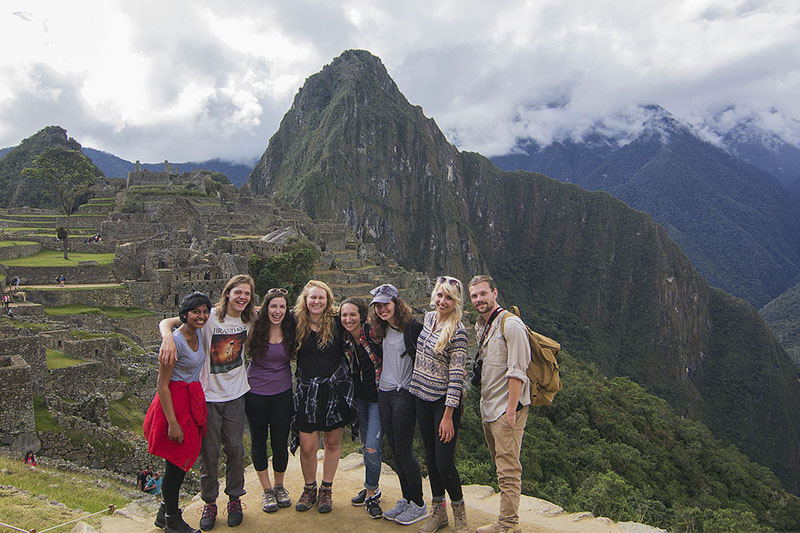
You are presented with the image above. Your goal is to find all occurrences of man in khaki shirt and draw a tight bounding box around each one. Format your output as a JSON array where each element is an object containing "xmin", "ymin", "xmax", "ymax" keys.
[{"xmin": 468, "ymin": 275, "xmax": 531, "ymax": 533}]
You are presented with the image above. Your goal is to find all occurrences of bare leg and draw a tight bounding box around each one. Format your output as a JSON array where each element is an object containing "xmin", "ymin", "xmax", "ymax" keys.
[
  {"xmin": 256, "ymin": 468, "xmax": 273, "ymax": 491},
  {"xmin": 321, "ymin": 428, "xmax": 344, "ymax": 483},
  {"xmin": 299, "ymin": 431, "xmax": 319, "ymax": 484}
]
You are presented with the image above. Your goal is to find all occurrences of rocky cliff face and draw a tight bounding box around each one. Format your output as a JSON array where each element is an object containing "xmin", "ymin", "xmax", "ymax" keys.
[{"xmin": 246, "ymin": 50, "xmax": 800, "ymax": 492}]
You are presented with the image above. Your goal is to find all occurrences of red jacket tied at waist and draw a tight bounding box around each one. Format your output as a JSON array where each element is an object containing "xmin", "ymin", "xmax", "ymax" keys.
[{"xmin": 143, "ymin": 380, "xmax": 207, "ymax": 472}]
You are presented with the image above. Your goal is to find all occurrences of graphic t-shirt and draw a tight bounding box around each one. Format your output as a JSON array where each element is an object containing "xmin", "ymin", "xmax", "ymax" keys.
[{"xmin": 199, "ymin": 308, "xmax": 251, "ymax": 402}]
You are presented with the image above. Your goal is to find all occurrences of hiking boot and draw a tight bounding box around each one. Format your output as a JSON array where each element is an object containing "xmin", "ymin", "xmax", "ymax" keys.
[
  {"xmin": 417, "ymin": 500, "xmax": 447, "ymax": 532},
  {"xmin": 155, "ymin": 501, "xmax": 166, "ymax": 528},
  {"xmin": 295, "ymin": 484, "xmax": 317, "ymax": 512},
  {"xmin": 165, "ymin": 509, "xmax": 200, "ymax": 533},
  {"xmin": 317, "ymin": 485, "xmax": 333, "ymax": 513},
  {"xmin": 261, "ymin": 488, "xmax": 278, "ymax": 513},
  {"xmin": 198, "ymin": 502, "xmax": 217, "ymax": 531},
  {"xmin": 451, "ymin": 500, "xmax": 468, "ymax": 533},
  {"xmin": 365, "ymin": 495, "xmax": 383, "ymax": 519},
  {"xmin": 351, "ymin": 486, "xmax": 381, "ymax": 506},
  {"xmin": 383, "ymin": 498, "xmax": 408, "ymax": 521},
  {"xmin": 226, "ymin": 499, "xmax": 244, "ymax": 527},
  {"xmin": 475, "ymin": 523, "xmax": 522, "ymax": 533},
  {"xmin": 274, "ymin": 485, "xmax": 291, "ymax": 508}
]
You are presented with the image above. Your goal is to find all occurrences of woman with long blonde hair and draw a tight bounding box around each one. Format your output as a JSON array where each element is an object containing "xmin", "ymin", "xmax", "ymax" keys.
[
  {"xmin": 291, "ymin": 280, "xmax": 356, "ymax": 515},
  {"xmin": 409, "ymin": 276, "xmax": 469, "ymax": 532}
]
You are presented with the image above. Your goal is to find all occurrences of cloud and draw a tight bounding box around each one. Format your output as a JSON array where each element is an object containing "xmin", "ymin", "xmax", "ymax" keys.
[{"xmin": 1, "ymin": 0, "xmax": 799, "ymax": 162}]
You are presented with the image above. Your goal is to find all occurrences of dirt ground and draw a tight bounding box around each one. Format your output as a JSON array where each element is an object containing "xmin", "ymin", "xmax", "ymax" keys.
[{"xmin": 99, "ymin": 452, "xmax": 663, "ymax": 533}]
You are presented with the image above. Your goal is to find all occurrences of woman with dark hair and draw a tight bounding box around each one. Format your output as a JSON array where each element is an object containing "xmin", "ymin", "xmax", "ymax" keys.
[
  {"xmin": 145, "ymin": 291, "xmax": 212, "ymax": 533},
  {"xmin": 244, "ymin": 287, "xmax": 296, "ymax": 513},
  {"xmin": 292, "ymin": 280, "xmax": 355, "ymax": 514},
  {"xmin": 339, "ymin": 297, "xmax": 384, "ymax": 519},
  {"xmin": 368, "ymin": 283, "xmax": 427, "ymax": 526},
  {"xmin": 410, "ymin": 276, "xmax": 469, "ymax": 533}
]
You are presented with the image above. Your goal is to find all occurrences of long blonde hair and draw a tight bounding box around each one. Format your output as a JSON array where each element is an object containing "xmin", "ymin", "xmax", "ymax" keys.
[
  {"xmin": 430, "ymin": 276, "xmax": 464, "ymax": 353},
  {"xmin": 215, "ymin": 274, "xmax": 257, "ymax": 323},
  {"xmin": 294, "ymin": 280, "xmax": 338, "ymax": 350}
]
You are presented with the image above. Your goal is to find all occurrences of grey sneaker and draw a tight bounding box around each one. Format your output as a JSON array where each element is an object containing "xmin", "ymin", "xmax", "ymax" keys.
[
  {"xmin": 383, "ymin": 498, "xmax": 408, "ymax": 521},
  {"xmin": 274, "ymin": 485, "xmax": 291, "ymax": 508},
  {"xmin": 394, "ymin": 500, "xmax": 428, "ymax": 525},
  {"xmin": 261, "ymin": 489, "xmax": 278, "ymax": 513}
]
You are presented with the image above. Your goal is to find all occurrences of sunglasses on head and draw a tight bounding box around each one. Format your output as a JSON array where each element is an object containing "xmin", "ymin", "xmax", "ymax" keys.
[
  {"xmin": 267, "ymin": 287, "xmax": 288, "ymax": 295},
  {"xmin": 438, "ymin": 276, "xmax": 462, "ymax": 288}
]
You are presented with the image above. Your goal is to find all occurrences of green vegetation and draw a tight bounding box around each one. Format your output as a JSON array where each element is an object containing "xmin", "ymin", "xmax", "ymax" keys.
[
  {"xmin": 248, "ymin": 238, "xmax": 320, "ymax": 299},
  {"xmin": 1, "ymin": 250, "xmax": 114, "ymax": 267},
  {"xmin": 0, "ymin": 240, "xmax": 37, "ymax": 247},
  {"xmin": 761, "ymin": 280, "xmax": 800, "ymax": 366},
  {"xmin": 452, "ymin": 352, "xmax": 800, "ymax": 531},
  {"xmin": 108, "ymin": 394, "xmax": 148, "ymax": 433},
  {"xmin": 45, "ymin": 305, "xmax": 154, "ymax": 318},
  {"xmin": 0, "ymin": 454, "xmax": 127, "ymax": 532},
  {"xmin": 45, "ymin": 348, "xmax": 85, "ymax": 369}
]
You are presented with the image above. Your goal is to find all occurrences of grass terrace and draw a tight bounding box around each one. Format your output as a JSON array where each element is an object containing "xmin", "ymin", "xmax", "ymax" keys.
[
  {"xmin": 45, "ymin": 348, "xmax": 85, "ymax": 369},
  {"xmin": 1, "ymin": 250, "xmax": 115, "ymax": 267},
  {"xmin": 0, "ymin": 240, "xmax": 38, "ymax": 247},
  {"xmin": 45, "ymin": 305, "xmax": 154, "ymax": 318}
]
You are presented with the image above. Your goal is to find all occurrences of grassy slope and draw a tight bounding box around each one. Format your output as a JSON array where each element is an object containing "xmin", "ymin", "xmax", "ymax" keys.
[{"xmin": 1, "ymin": 250, "xmax": 115, "ymax": 267}]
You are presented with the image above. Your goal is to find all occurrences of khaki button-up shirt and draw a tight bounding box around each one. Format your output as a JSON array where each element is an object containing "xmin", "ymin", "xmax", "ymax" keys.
[{"xmin": 476, "ymin": 311, "xmax": 531, "ymax": 423}]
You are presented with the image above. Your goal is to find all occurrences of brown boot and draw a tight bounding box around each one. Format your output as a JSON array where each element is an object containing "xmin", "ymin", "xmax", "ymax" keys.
[
  {"xmin": 418, "ymin": 499, "xmax": 448, "ymax": 533},
  {"xmin": 451, "ymin": 500, "xmax": 468, "ymax": 532},
  {"xmin": 317, "ymin": 485, "xmax": 333, "ymax": 513}
]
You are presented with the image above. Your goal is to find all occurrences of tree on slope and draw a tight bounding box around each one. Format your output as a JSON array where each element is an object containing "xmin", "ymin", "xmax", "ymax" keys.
[{"xmin": 22, "ymin": 147, "xmax": 95, "ymax": 259}]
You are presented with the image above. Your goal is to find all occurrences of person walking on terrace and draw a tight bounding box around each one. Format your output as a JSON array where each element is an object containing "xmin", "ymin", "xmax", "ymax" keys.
[{"xmin": 468, "ymin": 275, "xmax": 531, "ymax": 533}]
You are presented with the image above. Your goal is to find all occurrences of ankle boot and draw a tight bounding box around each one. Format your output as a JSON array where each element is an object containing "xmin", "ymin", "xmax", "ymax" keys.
[
  {"xmin": 452, "ymin": 500, "xmax": 468, "ymax": 532},
  {"xmin": 418, "ymin": 499, "xmax": 448, "ymax": 533},
  {"xmin": 165, "ymin": 509, "xmax": 200, "ymax": 533}
]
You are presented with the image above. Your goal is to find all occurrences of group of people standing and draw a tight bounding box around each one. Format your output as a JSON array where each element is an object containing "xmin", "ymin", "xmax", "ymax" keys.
[{"xmin": 144, "ymin": 272, "xmax": 531, "ymax": 533}]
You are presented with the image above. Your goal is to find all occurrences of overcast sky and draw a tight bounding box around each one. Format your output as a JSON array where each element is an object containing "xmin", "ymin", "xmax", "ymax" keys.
[{"xmin": 2, "ymin": 0, "xmax": 799, "ymax": 163}]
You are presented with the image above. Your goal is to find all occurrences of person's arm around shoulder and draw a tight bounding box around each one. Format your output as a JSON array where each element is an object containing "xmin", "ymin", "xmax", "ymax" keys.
[
  {"xmin": 158, "ymin": 317, "xmax": 183, "ymax": 366},
  {"xmin": 502, "ymin": 315, "xmax": 531, "ymax": 426}
]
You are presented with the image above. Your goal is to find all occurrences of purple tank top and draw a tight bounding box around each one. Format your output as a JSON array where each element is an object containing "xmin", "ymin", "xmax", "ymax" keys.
[{"xmin": 247, "ymin": 342, "xmax": 292, "ymax": 396}]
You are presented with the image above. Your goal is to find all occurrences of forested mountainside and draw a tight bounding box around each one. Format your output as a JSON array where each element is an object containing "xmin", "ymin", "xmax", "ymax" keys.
[
  {"xmin": 761, "ymin": 280, "xmax": 800, "ymax": 367},
  {"xmin": 246, "ymin": 49, "xmax": 800, "ymax": 493},
  {"xmin": 0, "ymin": 126, "xmax": 104, "ymax": 209},
  {"xmin": 490, "ymin": 108, "xmax": 800, "ymax": 308}
]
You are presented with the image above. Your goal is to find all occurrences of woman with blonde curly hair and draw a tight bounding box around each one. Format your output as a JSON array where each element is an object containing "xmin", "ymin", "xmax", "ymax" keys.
[
  {"xmin": 291, "ymin": 280, "xmax": 356, "ymax": 514},
  {"xmin": 409, "ymin": 276, "xmax": 469, "ymax": 532}
]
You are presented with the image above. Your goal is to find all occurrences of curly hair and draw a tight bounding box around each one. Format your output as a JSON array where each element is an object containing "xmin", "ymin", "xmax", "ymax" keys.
[
  {"xmin": 293, "ymin": 280, "xmax": 337, "ymax": 350},
  {"xmin": 369, "ymin": 296, "xmax": 413, "ymax": 341},
  {"xmin": 245, "ymin": 291, "xmax": 295, "ymax": 360}
]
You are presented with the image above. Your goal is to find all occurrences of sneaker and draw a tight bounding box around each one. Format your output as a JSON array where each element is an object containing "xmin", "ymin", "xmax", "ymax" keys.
[
  {"xmin": 226, "ymin": 499, "xmax": 244, "ymax": 527},
  {"xmin": 351, "ymin": 487, "xmax": 381, "ymax": 506},
  {"xmin": 165, "ymin": 509, "xmax": 200, "ymax": 533},
  {"xmin": 317, "ymin": 485, "xmax": 333, "ymax": 513},
  {"xmin": 198, "ymin": 503, "xmax": 217, "ymax": 531},
  {"xmin": 274, "ymin": 485, "xmax": 291, "ymax": 508},
  {"xmin": 295, "ymin": 485, "xmax": 317, "ymax": 512},
  {"xmin": 383, "ymin": 498, "xmax": 408, "ymax": 521},
  {"xmin": 155, "ymin": 501, "xmax": 166, "ymax": 528},
  {"xmin": 261, "ymin": 489, "xmax": 278, "ymax": 513},
  {"xmin": 394, "ymin": 500, "xmax": 428, "ymax": 526},
  {"xmin": 365, "ymin": 495, "xmax": 383, "ymax": 519}
]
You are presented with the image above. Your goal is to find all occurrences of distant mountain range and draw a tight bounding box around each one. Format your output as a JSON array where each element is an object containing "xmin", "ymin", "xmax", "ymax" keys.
[
  {"xmin": 246, "ymin": 49, "xmax": 800, "ymax": 495},
  {"xmin": 491, "ymin": 106, "xmax": 800, "ymax": 308},
  {"xmin": 0, "ymin": 143, "xmax": 255, "ymax": 187}
]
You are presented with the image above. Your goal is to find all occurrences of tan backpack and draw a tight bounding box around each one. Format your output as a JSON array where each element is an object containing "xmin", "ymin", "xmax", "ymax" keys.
[{"xmin": 500, "ymin": 306, "xmax": 562, "ymax": 406}]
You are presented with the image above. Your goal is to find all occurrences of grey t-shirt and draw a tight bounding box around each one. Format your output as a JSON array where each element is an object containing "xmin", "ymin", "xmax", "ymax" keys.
[
  {"xmin": 379, "ymin": 327, "xmax": 413, "ymax": 391},
  {"xmin": 171, "ymin": 328, "xmax": 204, "ymax": 383}
]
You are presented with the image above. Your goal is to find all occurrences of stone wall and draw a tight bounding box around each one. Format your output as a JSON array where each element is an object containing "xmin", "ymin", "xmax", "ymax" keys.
[
  {"xmin": 0, "ymin": 355, "xmax": 35, "ymax": 443},
  {"xmin": 4, "ymin": 265, "xmax": 116, "ymax": 285},
  {"xmin": 0, "ymin": 335, "xmax": 47, "ymax": 386},
  {"xmin": 0, "ymin": 243, "xmax": 40, "ymax": 260},
  {"xmin": 24, "ymin": 286, "xmax": 133, "ymax": 307},
  {"xmin": 45, "ymin": 361, "xmax": 111, "ymax": 400}
]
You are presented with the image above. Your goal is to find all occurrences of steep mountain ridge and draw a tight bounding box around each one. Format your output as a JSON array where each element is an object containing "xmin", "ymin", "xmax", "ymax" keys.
[
  {"xmin": 492, "ymin": 107, "xmax": 800, "ymax": 307},
  {"xmin": 247, "ymin": 50, "xmax": 800, "ymax": 493}
]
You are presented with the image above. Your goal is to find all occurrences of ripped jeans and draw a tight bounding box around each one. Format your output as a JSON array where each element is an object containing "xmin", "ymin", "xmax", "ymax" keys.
[{"xmin": 356, "ymin": 398, "xmax": 382, "ymax": 490}]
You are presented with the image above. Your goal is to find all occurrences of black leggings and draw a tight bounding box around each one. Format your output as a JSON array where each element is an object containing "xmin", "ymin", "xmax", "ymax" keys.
[
  {"xmin": 415, "ymin": 396, "xmax": 463, "ymax": 502},
  {"xmin": 379, "ymin": 388, "xmax": 424, "ymax": 506},
  {"xmin": 162, "ymin": 460, "xmax": 186, "ymax": 515},
  {"xmin": 244, "ymin": 389, "xmax": 292, "ymax": 472}
]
